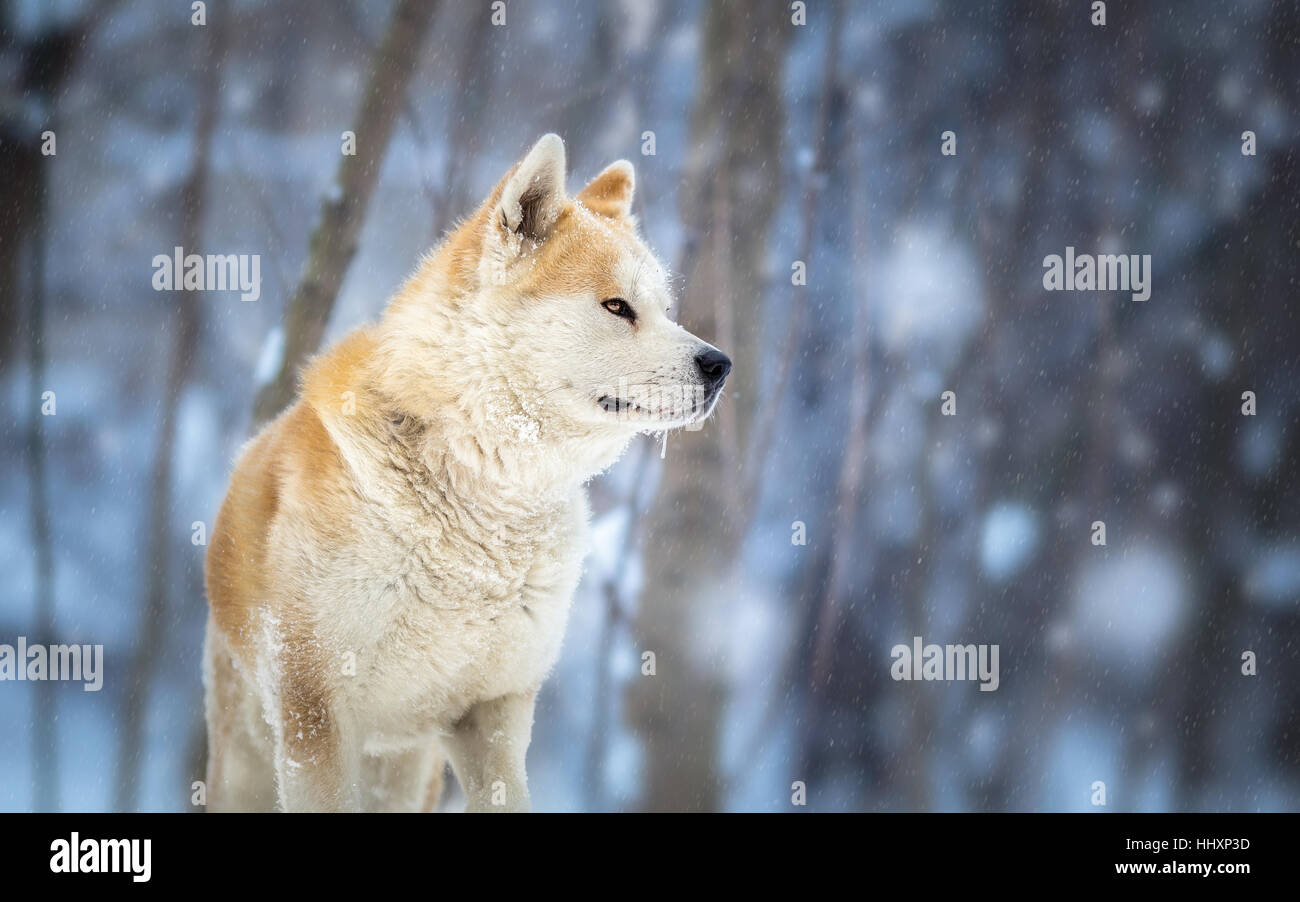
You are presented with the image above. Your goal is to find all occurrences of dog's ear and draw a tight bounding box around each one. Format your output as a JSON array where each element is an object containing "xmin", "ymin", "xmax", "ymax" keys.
[
  {"xmin": 576, "ymin": 160, "xmax": 635, "ymax": 219},
  {"xmin": 495, "ymin": 133, "xmax": 567, "ymax": 242}
]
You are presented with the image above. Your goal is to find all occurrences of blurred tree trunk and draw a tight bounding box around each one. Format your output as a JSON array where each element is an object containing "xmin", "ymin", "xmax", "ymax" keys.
[
  {"xmin": 0, "ymin": 14, "xmax": 92, "ymax": 371},
  {"xmin": 25, "ymin": 176, "xmax": 55, "ymax": 812},
  {"xmin": 1175, "ymin": 110, "xmax": 1300, "ymax": 806},
  {"xmin": 944, "ymin": 0, "xmax": 1062, "ymax": 810},
  {"xmin": 626, "ymin": 0, "xmax": 789, "ymax": 812},
  {"xmin": 0, "ymin": 119, "xmax": 39, "ymax": 371},
  {"xmin": 6, "ymin": 4, "xmax": 110, "ymax": 811},
  {"xmin": 252, "ymin": 0, "xmax": 439, "ymax": 427},
  {"xmin": 426, "ymin": 2, "xmax": 492, "ymax": 240},
  {"xmin": 114, "ymin": 15, "xmax": 227, "ymax": 811}
]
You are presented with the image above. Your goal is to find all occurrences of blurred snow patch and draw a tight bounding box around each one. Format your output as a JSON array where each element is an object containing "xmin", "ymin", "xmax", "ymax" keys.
[
  {"xmin": 979, "ymin": 502, "xmax": 1040, "ymax": 580},
  {"xmin": 910, "ymin": 368, "xmax": 943, "ymax": 399},
  {"xmin": 254, "ymin": 327, "xmax": 284, "ymax": 387},
  {"xmin": 175, "ymin": 387, "xmax": 221, "ymax": 499},
  {"xmin": 616, "ymin": 0, "xmax": 657, "ymax": 54},
  {"xmin": 876, "ymin": 223, "xmax": 982, "ymax": 365},
  {"xmin": 1198, "ymin": 332, "xmax": 1233, "ymax": 380},
  {"xmin": 1217, "ymin": 72, "xmax": 1247, "ymax": 111},
  {"xmin": 964, "ymin": 712, "xmax": 1001, "ymax": 775},
  {"xmin": 1135, "ymin": 79, "xmax": 1165, "ymax": 115},
  {"xmin": 603, "ymin": 728, "xmax": 642, "ymax": 805},
  {"xmin": 869, "ymin": 389, "xmax": 924, "ymax": 470},
  {"xmin": 1244, "ymin": 543, "xmax": 1300, "ymax": 609},
  {"xmin": 1071, "ymin": 544, "xmax": 1189, "ymax": 664},
  {"xmin": 1041, "ymin": 717, "xmax": 1120, "ymax": 812},
  {"xmin": 1238, "ymin": 418, "xmax": 1282, "ymax": 478},
  {"xmin": 699, "ymin": 579, "xmax": 784, "ymax": 690},
  {"xmin": 588, "ymin": 507, "xmax": 632, "ymax": 575}
]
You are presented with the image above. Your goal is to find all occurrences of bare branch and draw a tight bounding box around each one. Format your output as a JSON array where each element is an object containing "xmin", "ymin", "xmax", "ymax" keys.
[{"xmin": 252, "ymin": 0, "xmax": 440, "ymax": 427}]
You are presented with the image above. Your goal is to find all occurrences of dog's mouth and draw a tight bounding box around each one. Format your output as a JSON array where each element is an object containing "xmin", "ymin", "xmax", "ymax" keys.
[
  {"xmin": 597, "ymin": 395, "xmax": 649, "ymax": 416},
  {"xmin": 596, "ymin": 385, "xmax": 720, "ymax": 426}
]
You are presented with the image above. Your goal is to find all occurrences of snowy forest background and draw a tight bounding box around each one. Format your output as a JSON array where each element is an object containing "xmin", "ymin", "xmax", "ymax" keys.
[{"xmin": 2, "ymin": 0, "xmax": 1298, "ymax": 812}]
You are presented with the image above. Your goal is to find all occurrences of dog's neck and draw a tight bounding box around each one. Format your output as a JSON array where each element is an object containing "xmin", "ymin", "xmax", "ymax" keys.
[
  {"xmin": 364, "ymin": 285, "xmax": 634, "ymax": 503},
  {"xmin": 377, "ymin": 405, "xmax": 626, "ymax": 518},
  {"xmin": 335, "ymin": 361, "xmax": 623, "ymax": 515},
  {"xmin": 303, "ymin": 332, "xmax": 630, "ymax": 522}
]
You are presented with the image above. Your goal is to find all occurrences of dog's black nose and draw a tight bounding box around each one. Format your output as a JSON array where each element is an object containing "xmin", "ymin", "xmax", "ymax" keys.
[{"xmin": 695, "ymin": 347, "xmax": 732, "ymax": 387}]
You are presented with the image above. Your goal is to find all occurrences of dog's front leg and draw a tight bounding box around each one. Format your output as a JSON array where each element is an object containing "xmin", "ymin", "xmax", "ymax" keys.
[
  {"xmin": 275, "ymin": 670, "xmax": 360, "ymax": 812},
  {"xmin": 445, "ymin": 691, "xmax": 536, "ymax": 812}
]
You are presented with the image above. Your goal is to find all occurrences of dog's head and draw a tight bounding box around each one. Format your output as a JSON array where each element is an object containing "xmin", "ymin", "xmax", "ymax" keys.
[{"xmin": 385, "ymin": 135, "xmax": 730, "ymax": 454}]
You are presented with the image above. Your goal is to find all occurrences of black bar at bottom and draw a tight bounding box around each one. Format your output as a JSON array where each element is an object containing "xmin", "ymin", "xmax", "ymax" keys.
[{"xmin": 0, "ymin": 812, "xmax": 1283, "ymax": 887}]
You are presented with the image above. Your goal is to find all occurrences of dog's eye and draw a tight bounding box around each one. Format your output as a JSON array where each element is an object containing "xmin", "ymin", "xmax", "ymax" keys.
[{"xmin": 602, "ymin": 298, "xmax": 635, "ymax": 321}]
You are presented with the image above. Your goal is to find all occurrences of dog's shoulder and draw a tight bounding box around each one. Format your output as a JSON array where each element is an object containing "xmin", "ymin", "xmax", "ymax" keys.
[
  {"xmin": 300, "ymin": 326, "xmax": 381, "ymax": 416},
  {"xmin": 206, "ymin": 328, "xmax": 381, "ymax": 641}
]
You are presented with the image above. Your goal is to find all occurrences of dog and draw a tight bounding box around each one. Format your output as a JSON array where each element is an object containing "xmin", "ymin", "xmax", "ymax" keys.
[{"xmin": 203, "ymin": 134, "xmax": 731, "ymax": 811}]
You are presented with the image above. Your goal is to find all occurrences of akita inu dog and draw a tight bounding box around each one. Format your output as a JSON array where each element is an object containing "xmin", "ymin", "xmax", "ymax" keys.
[{"xmin": 203, "ymin": 135, "xmax": 731, "ymax": 812}]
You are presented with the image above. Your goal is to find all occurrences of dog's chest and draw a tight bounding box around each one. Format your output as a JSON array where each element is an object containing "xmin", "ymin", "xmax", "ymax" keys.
[{"xmin": 326, "ymin": 470, "xmax": 589, "ymax": 735}]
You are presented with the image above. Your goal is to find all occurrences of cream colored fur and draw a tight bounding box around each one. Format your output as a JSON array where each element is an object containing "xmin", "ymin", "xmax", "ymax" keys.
[{"xmin": 203, "ymin": 135, "xmax": 728, "ymax": 812}]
